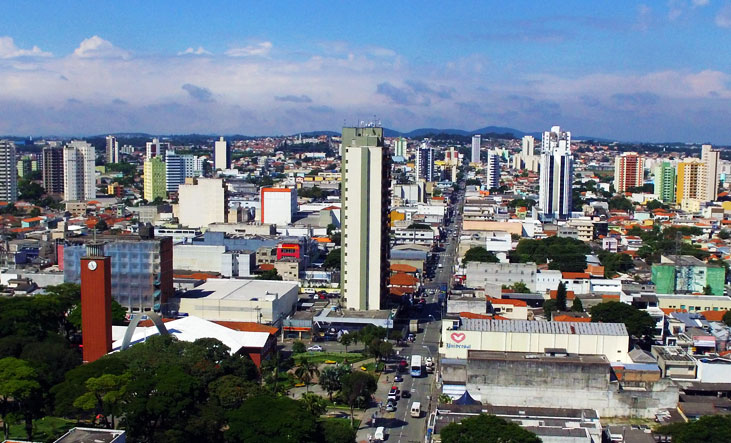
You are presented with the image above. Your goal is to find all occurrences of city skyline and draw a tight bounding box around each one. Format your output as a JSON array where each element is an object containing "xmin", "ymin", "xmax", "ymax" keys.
[{"xmin": 1, "ymin": 1, "xmax": 731, "ymax": 142}]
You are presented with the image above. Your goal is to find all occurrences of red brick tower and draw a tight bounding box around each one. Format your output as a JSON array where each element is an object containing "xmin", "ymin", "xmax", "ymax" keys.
[{"xmin": 80, "ymin": 252, "xmax": 112, "ymax": 363}]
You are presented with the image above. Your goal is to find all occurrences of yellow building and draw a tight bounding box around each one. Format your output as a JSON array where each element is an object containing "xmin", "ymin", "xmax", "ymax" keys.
[
  {"xmin": 143, "ymin": 157, "xmax": 166, "ymax": 201},
  {"xmin": 676, "ymin": 160, "xmax": 705, "ymax": 205}
]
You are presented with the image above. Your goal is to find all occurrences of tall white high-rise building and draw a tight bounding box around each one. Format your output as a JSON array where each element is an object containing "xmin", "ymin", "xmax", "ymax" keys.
[
  {"xmin": 415, "ymin": 143, "xmax": 434, "ymax": 181},
  {"xmin": 341, "ymin": 126, "xmax": 390, "ymax": 311},
  {"xmin": 512, "ymin": 135, "xmax": 540, "ymax": 172},
  {"xmin": 214, "ymin": 136, "xmax": 230, "ymax": 170},
  {"xmin": 105, "ymin": 135, "xmax": 119, "ymax": 163},
  {"xmin": 702, "ymin": 144, "xmax": 720, "ymax": 202},
  {"xmin": 538, "ymin": 126, "xmax": 573, "ymax": 220},
  {"xmin": 63, "ymin": 140, "xmax": 96, "ymax": 201},
  {"xmin": 178, "ymin": 178, "xmax": 228, "ymax": 228},
  {"xmin": 0, "ymin": 140, "xmax": 18, "ymax": 203},
  {"xmin": 471, "ymin": 135, "xmax": 481, "ymax": 164},
  {"xmin": 145, "ymin": 138, "xmax": 169, "ymax": 160},
  {"xmin": 486, "ymin": 151, "xmax": 500, "ymax": 190},
  {"xmin": 393, "ymin": 137, "xmax": 407, "ymax": 157}
]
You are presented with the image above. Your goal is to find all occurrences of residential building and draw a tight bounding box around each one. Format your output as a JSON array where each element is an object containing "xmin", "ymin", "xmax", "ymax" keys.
[
  {"xmin": 538, "ymin": 126, "xmax": 573, "ymax": 220},
  {"xmin": 260, "ymin": 187, "xmax": 298, "ymax": 225},
  {"xmin": 613, "ymin": 152, "xmax": 644, "ymax": 193},
  {"xmin": 511, "ymin": 135, "xmax": 540, "ymax": 172},
  {"xmin": 471, "ymin": 135, "xmax": 481, "ymax": 164},
  {"xmin": 16, "ymin": 156, "xmax": 37, "ymax": 178},
  {"xmin": 105, "ymin": 135, "xmax": 119, "ymax": 163},
  {"xmin": 63, "ymin": 140, "xmax": 96, "ymax": 201},
  {"xmin": 165, "ymin": 150, "xmax": 202, "ymax": 193},
  {"xmin": 43, "ymin": 146, "xmax": 65, "ymax": 194},
  {"xmin": 702, "ymin": 144, "xmax": 720, "ymax": 202},
  {"xmin": 341, "ymin": 126, "xmax": 390, "ymax": 311},
  {"xmin": 143, "ymin": 157, "xmax": 167, "ymax": 202},
  {"xmin": 214, "ymin": 136, "xmax": 231, "ymax": 170},
  {"xmin": 178, "ymin": 178, "xmax": 228, "ymax": 228},
  {"xmin": 415, "ymin": 144, "xmax": 434, "ymax": 181},
  {"xmin": 145, "ymin": 137, "xmax": 169, "ymax": 159},
  {"xmin": 463, "ymin": 262, "xmax": 537, "ymax": 291},
  {"xmin": 62, "ymin": 233, "xmax": 173, "ymax": 313},
  {"xmin": 0, "ymin": 140, "xmax": 17, "ymax": 203},
  {"xmin": 651, "ymin": 255, "xmax": 725, "ymax": 295},
  {"xmin": 485, "ymin": 151, "xmax": 500, "ymax": 190},
  {"xmin": 677, "ymin": 159, "xmax": 705, "ymax": 206},
  {"xmin": 654, "ymin": 161, "xmax": 676, "ymax": 203},
  {"xmin": 393, "ymin": 136, "xmax": 407, "ymax": 157}
]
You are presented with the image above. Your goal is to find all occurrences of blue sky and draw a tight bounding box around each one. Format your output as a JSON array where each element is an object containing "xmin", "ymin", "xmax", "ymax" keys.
[{"xmin": 1, "ymin": 1, "xmax": 730, "ymax": 142}]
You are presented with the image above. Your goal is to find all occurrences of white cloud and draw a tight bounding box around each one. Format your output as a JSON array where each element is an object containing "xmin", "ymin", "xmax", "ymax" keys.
[
  {"xmin": 691, "ymin": 0, "xmax": 709, "ymax": 6},
  {"xmin": 224, "ymin": 41, "xmax": 272, "ymax": 57},
  {"xmin": 178, "ymin": 46, "xmax": 211, "ymax": 56},
  {"xmin": 716, "ymin": 4, "xmax": 731, "ymax": 27},
  {"xmin": 0, "ymin": 36, "xmax": 52, "ymax": 58},
  {"xmin": 73, "ymin": 36, "xmax": 130, "ymax": 59}
]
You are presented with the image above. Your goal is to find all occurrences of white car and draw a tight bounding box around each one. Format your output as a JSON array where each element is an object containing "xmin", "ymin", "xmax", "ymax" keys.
[{"xmin": 307, "ymin": 345, "xmax": 323, "ymax": 352}]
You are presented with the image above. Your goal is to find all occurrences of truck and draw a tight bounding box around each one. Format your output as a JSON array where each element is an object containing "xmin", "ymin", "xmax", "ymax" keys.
[{"xmin": 409, "ymin": 319, "xmax": 419, "ymax": 334}]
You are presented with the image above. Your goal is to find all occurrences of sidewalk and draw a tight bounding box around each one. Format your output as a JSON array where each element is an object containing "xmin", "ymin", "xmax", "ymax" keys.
[{"xmin": 354, "ymin": 368, "xmax": 393, "ymax": 443}]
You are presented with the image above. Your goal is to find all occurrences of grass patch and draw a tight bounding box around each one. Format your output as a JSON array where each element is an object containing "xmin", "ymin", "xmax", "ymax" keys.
[
  {"xmin": 293, "ymin": 352, "xmax": 366, "ymax": 365},
  {"xmin": 320, "ymin": 416, "xmax": 361, "ymax": 430},
  {"xmin": 7, "ymin": 416, "xmax": 76, "ymax": 442}
]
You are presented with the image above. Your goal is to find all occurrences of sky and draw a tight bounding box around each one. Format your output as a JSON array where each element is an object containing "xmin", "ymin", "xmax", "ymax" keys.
[{"xmin": 0, "ymin": 1, "xmax": 730, "ymax": 143}]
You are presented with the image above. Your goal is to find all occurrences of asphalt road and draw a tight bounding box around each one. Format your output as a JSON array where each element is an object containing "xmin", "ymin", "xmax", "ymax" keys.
[{"xmin": 356, "ymin": 186, "xmax": 464, "ymax": 443}]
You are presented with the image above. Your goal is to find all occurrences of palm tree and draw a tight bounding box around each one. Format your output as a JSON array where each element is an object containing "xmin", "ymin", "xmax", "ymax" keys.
[{"xmin": 294, "ymin": 358, "xmax": 320, "ymax": 393}]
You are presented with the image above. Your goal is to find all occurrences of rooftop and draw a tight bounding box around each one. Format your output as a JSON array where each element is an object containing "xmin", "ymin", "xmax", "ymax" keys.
[
  {"xmin": 55, "ymin": 427, "xmax": 125, "ymax": 443},
  {"xmin": 181, "ymin": 278, "xmax": 299, "ymax": 302},
  {"xmin": 459, "ymin": 318, "xmax": 628, "ymax": 336},
  {"xmin": 467, "ymin": 350, "xmax": 610, "ymax": 365}
]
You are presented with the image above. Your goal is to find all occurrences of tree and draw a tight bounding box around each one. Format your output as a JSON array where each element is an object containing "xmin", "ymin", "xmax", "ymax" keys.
[
  {"xmin": 17, "ymin": 179, "xmax": 45, "ymax": 201},
  {"xmin": 330, "ymin": 232, "xmax": 341, "ymax": 246},
  {"xmin": 555, "ymin": 282, "xmax": 568, "ymax": 312},
  {"xmin": 320, "ymin": 418, "xmax": 357, "ymax": 443},
  {"xmin": 294, "ymin": 358, "xmax": 320, "ymax": 392},
  {"xmin": 319, "ymin": 365, "xmax": 349, "ymax": 401},
  {"xmin": 226, "ymin": 395, "xmax": 319, "ymax": 443},
  {"xmin": 0, "ymin": 357, "xmax": 41, "ymax": 441},
  {"xmin": 608, "ymin": 196, "xmax": 635, "ymax": 211},
  {"xmin": 292, "ymin": 340, "xmax": 306, "ymax": 354},
  {"xmin": 509, "ymin": 282, "xmax": 529, "ymax": 293},
  {"xmin": 256, "ymin": 268, "xmax": 283, "ymax": 281},
  {"xmin": 656, "ymin": 414, "xmax": 731, "ymax": 443},
  {"xmin": 339, "ymin": 333, "xmax": 353, "ymax": 353},
  {"xmin": 512, "ymin": 237, "xmax": 590, "ymax": 272},
  {"xmin": 73, "ymin": 373, "xmax": 130, "ymax": 429},
  {"xmin": 340, "ymin": 371, "xmax": 377, "ymax": 427},
  {"xmin": 323, "ymin": 248, "xmax": 341, "ymax": 270},
  {"xmin": 599, "ymin": 252, "xmax": 635, "ymax": 278},
  {"xmin": 378, "ymin": 341, "xmax": 394, "ymax": 362},
  {"xmin": 91, "ymin": 217, "xmax": 109, "ymax": 231},
  {"xmin": 300, "ymin": 392, "xmax": 328, "ymax": 416},
  {"xmin": 571, "ymin": 297, "xmax": 584, "ymax": 313},
  {"xmin": 542, "ymin": 299, "xmax": 558, "ymax": 321},
  {"xmin": 438, "ymin": 394, "xmax": 453, "ymax": 404},
  {"xmin": 50, "ymin": 355, "xmax": 128, "ymax": 417},
  {"xmin": 590, "ymin": 301, "xmax": 655, "ymax": 339},
  {"xmin": 465, "ymin": 178, "xmax": 481, "ymax": 187},
  {"xmin": 440, "ymin": 413, "xmax": 541, "ymax": 443},
  {"xmin": 718, "ymin": 229, "xmax": 731, "ymax": 240},
  {"xmin": 463, "ymin": 246, "xmax": 499, "ymax": 264},
  {"xmin": 646, "ymin": 199, "xmax": 665, "ymax": 211},
  {"xmin": 723, "ymin": 311, "xmax": 731, "ymax": 327}
]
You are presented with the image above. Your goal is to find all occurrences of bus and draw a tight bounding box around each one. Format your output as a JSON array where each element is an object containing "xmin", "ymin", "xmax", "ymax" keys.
[{"xmin": 410, "ymin": 355, "xmax": 423, "ymax": 377}]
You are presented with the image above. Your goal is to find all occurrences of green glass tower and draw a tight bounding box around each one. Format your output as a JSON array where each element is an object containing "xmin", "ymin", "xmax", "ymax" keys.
[{"xmin": 654, "ymin": 161, "xmax": 675, "ymax": 203}]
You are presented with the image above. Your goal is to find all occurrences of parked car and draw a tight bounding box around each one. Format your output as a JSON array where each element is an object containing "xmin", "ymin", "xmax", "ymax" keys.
[
  {"xmin": 388, "ymin": 386, "xmax": 399, "ymax": 401},
  {"xmin": 385, "ymin": 401, "xmax": 396, "ymax": 412},
  {"xmin": 307, "ymin": 345, "xmax": 323, "ymax": 352},
  {"xmin": 394, "ymin": 375, "xmax": 404, "ymax": 382},
  {"xmin": 401, "ymin": 389, "xmax": 411, "ymax": 398}
]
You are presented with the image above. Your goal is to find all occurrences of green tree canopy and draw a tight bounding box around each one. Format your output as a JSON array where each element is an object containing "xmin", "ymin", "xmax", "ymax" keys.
[
  {"xmin": 0, "ymin": 357, "xmax": 41, "ymax": 440},
  {"xmin": 571, "ymin": 297, "xmax": 584, "ymax": 313},
  {"xmin": 555, "ymin": 282, "xmax": 568, "ymax": 312},
  {"xmin": 323, "ymin": 248, "xmax": 341, "ymax": 270},
  {"xmin": 440, "ymin": 413, "xmax": 541, "ymax": 443},
  {"xmin": 598, "ymin": 251, "xmax": 635, "ymax": 277},
  {"xmin": 463, "ymin": 246, "xmax": 499, "ymax": 264},
  {"xmin": 225, "ymin": 395, "xmax": 319, "ymax": 443},
  {"xmin": 656, "ymin": 414, "xmax": 731, "ymax": 443},
  {"xmin": 340, "ymin": 371, "xmax": 377, "ymax": 427},
  {"xmin": 609, "ymin": 196, "xmax": 635, "ymax": 211},
  {"xmin": 590, "ymin": 301, "xmax": 655, "ymax": 339},
  {"xmin": 256, "ymin": 268, "xmax": 283, "ymax": 281},
  {"xmin": 512, "ymin": 237, "xmax": 590, "ymax": 272}
]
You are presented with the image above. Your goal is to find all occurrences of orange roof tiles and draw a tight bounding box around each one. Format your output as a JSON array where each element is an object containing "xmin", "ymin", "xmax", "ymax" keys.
[
  {"xmin": 562, "ymin": 272, "xmax": 591, "ymax": 279},
  {"xmin": 459, "ymin": 312, "xmax": 508, "ymax": 320},
  {"xmin": 391, "ymin": 264, "xmax": 418, "ymax": 273},
  {"xmin": 173, "ymin": 272, "xmax": 219, "ymax": 280},
  {"xmin": 213, "ymin": 321, "xmax": 278, "ymax": 335},
  {"xmin": 661, "ymin": 308, "xmax": 687, "ymax": 315},
  {"xmin": 699, "ymin": 310, "xmax": 727, "ymax": 322},
  {"xmin": 553, "ymin": 315, "xmax": 591, "ymax": 322},
  {"xmin": 390, "ymin": 273, "xmax": 419, "ymax": 286},
  {"xmin": 21, "ymin": 216, "xmax": 43, "ymax": 222},
  {"xmin": 488, "ymin": 297, "xmax": 527, "ymax": 307},
  {"xmin": 259, "ymin": 264, "xmax": 275, "ymax": 271},
  {"xmin": 549, "ymin": 290, "xmax": 575, "ymax": 300}
]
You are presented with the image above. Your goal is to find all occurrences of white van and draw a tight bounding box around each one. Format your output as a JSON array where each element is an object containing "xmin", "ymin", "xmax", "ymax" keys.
[
  {"xmin": 410, "ymin": 402, "xmax": 421, "ymax": 418},
  {"xmin": 374, "ymin": 426, "xmax": 386, "ymax": 441}
]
